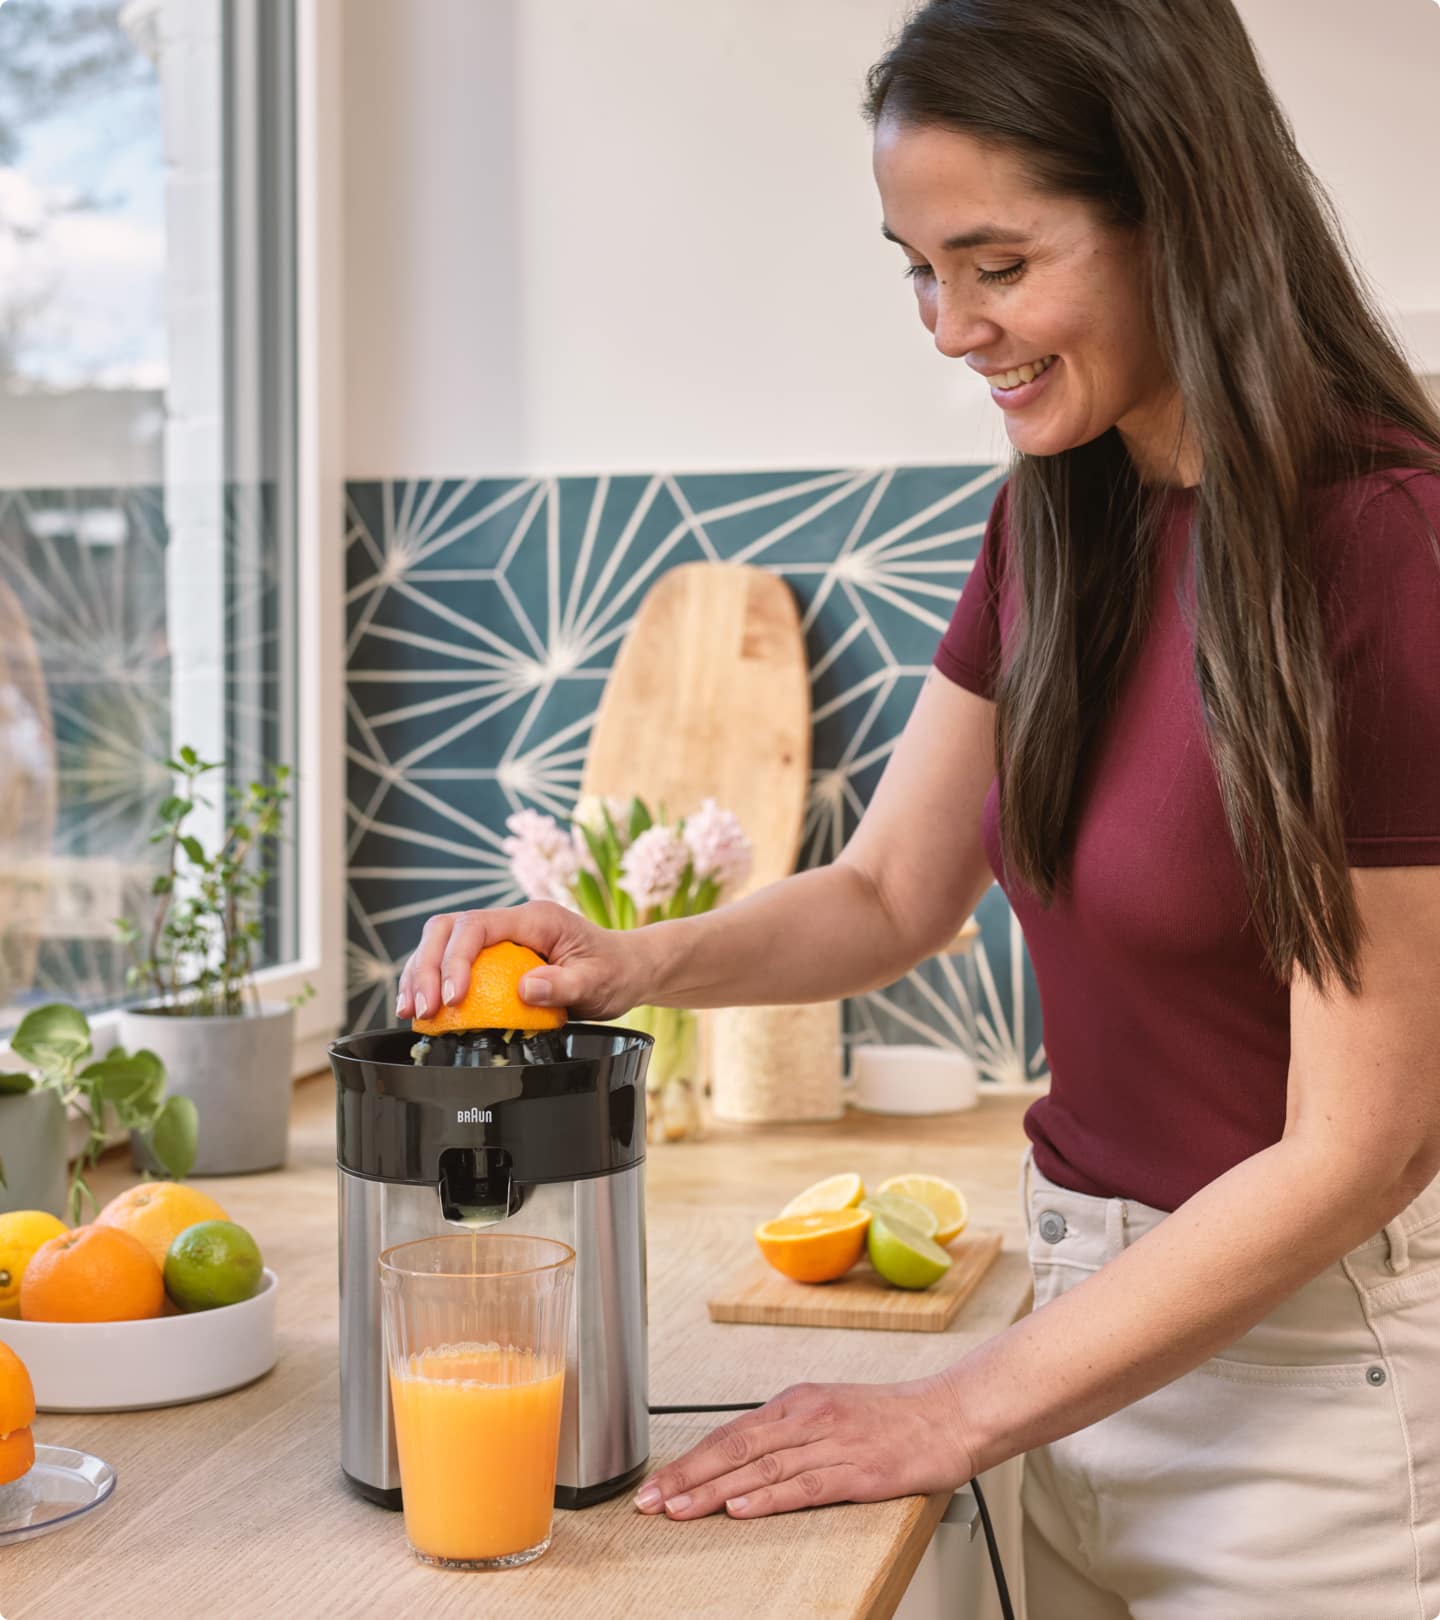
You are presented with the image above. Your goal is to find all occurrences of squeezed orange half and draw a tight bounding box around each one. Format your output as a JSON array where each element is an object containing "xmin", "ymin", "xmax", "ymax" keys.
[{"xmin": 389, "ymin": 1344, "xmax": 566, "ymax": 1563}]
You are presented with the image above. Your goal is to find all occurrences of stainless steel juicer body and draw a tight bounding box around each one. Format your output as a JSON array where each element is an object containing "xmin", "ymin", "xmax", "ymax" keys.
[{"xmin": 328, "ymin": 1024, "xmax": 652, "ymax": 1510}]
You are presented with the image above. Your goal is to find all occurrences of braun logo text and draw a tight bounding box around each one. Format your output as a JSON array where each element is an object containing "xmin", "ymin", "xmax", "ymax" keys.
[{"xmin": 456, "ymin": 1107, "xmax": 494, "ymax": 1124}]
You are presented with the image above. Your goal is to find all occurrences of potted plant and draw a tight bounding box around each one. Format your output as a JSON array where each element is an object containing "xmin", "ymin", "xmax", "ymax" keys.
[
  {"xmin": 0, "ymin": 1002, "xmax": 197, "ymax": 1222},
  {"xmin": 503, "ymin": 795, "xmax": 753, "ymax": 1142},
  {"xmin": 114, "ymin": 746, "xmax": 307, "ymax": 1176}
]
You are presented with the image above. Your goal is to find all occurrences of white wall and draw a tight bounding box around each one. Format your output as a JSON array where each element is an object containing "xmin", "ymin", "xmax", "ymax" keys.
[{"xmin": 341, "ymin": 0, "xmax": 1440, "ymax": 480}]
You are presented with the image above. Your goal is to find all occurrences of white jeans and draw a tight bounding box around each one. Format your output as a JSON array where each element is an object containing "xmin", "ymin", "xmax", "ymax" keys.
[{"xmin": 1017, "ymin": 1145, "xmax": 1440, "ymax": 1620}]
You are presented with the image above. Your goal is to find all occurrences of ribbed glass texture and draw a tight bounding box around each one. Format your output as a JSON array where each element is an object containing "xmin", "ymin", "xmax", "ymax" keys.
[{"xmin": 380, "ymin": 1234, "xmax": 575, "ymax": 1569}]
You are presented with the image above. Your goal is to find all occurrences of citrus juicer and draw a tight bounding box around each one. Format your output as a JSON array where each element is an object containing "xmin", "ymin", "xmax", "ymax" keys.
[{"xmin": 327, "ymin": 1023, "xmax": 653, "ymax": 1508}]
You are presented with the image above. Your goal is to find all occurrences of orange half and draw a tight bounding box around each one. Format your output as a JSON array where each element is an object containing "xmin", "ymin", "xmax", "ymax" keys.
[
  {"xmin": 411, "ymin": 940, "xmax": 567, "ymax": 1037},
  {"xmin": 754, "ymin": 1209, "xmax": 871, "ymax": 1284}
]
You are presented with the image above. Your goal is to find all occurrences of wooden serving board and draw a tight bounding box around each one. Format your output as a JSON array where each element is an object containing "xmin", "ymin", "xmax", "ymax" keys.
[
  {"xmin": 581, "ymin": 562, "xmax": 810, "ymax": 897},
  {"xmin": 708, "ymin": 1227, "xmax": 1004, "ymax": 1333}
]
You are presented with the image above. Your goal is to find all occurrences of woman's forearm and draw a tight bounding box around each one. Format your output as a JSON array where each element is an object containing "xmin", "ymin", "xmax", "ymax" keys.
[
  {"xmin": 634, "ymin": 861, "xmax": 926, "ymax": 1010},
  {"xmin": 947, "ymin": 1137, "xmax": 1417, "ymax": 1478}
]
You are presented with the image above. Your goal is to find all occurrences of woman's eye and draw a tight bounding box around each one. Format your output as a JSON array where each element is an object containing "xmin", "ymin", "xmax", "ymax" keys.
[
  {"xmin": 902, "ymin": 261, "xmax": 932, "ymax": 282},
  {"xmin": 977, "ymin": 261, "xmax": 1026, "ymax": 285}
]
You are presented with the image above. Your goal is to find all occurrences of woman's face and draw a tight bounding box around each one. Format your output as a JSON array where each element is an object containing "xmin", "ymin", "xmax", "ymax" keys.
[{"xmin": 872, "ymin": 118, "xmax": 1189, "ymax": 481}]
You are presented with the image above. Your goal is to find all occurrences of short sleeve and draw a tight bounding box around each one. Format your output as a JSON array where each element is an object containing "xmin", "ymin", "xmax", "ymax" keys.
[
  {"xmin": 1328, "ymin": 471, "xmax": 1440, "ymax": 866},
  {"xmin": 934, "ymin": 480, "xmax": 1008, "ymax": 699}
]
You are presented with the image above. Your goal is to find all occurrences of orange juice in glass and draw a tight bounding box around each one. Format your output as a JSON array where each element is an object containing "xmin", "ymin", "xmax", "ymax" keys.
[{"xmin": 380, "ymin": 1234, "xmax": 575, "ymax": 1569}]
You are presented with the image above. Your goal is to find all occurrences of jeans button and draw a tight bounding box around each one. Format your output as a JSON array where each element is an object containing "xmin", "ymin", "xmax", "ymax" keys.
[
  {"xmin": 1038, "ymin": 1210, "xmax": 1067, "ymax": 1244},
  {"xmin": 1367, "ymin": 1366, "xmax": 1387, "ymax": 1386}
]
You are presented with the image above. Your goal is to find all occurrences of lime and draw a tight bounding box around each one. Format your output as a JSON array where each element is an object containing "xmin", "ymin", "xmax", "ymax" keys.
[
  {"xmin": 781, "ymin": 1172, "xmax": 865, "ymax": 1218},
  {"xmin": 876, "ymin": 1174, "xmax": 969, "ymax": 1245},
  {"xmin": 866, "ymin": 1215, "xmax": 953, "ymax": 1290},
  {"xmin": 860, "ymin": 1193, "xmax": 938, "ymax": 1238},
  {"xmin": 164, "ymin": 1220, "xmax": 264, "ymax": 1312}
]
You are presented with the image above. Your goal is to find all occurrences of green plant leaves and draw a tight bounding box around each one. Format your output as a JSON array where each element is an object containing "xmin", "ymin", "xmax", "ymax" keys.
[
  {"xmin": 147, "ymin": 1095, "xmax": 199, "ymax": 1180},
  {"xmin": 0, "ymin": 1071, "xmax": 35, "ymax": 1094},
  {"xmin": 10, "ymin": 1003, "xmax": 92, "ymax": 1072}
]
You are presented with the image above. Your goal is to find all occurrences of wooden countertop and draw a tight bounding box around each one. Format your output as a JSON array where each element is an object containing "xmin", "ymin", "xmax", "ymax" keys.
[{"xmin": 3, "ymin": 1075, "xmax": 1034, "ymax": 1620}]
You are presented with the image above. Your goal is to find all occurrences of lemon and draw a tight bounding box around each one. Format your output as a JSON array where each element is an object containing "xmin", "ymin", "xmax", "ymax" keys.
[
  {"xmin": 876, "ymin": 1174, "xmax": 969, "ymax": 1245},
  {"xmin": 164, "ymin": 1220, "xmax": 264, "ymax": 1312},
  {"xmin": 860, "ymin": 1193, "xmax": 938, "ymax": 1238},
  {"xmin": 755, "ymin": 1209, "xmax": 870, "ymax": 1283},
  {"xmin": 866, "ymin": 1215, "xmax": 953, "ymax": 1290},
  {"xmin": 780, "ymin": 1172, "xmax": 865, "ymax": 1218},
  {"xmin": 0, "ymin": 1211, "xmax": 68, "ymax": 1319}
]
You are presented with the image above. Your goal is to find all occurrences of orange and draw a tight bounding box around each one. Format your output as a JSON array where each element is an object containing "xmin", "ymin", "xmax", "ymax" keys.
[
  {"xmin": 0, "ymin": 1210, "xmax": 69, "ymax": 1318},
  {"xmin": 0, "ymin": 1341, "xmax": 35, "ymax": 1485},
  {"xmin": 96, "ymin": 1181, "xmax": 230, "ymax": 1272},
  {"xmin": 0, "ymin": 1426, "xmax": 34, "ymax": 1484},
  {"xmin": 411, "ymin": 940, "xmax": 567, "ymax": 1037},
  {"xmin": 754, "ymin": 1209, "xmax": 871, "ymax": 1284},
  {"xmin": 19, "ymin": 1224, "xmax": 164, "ymax": 1323}
]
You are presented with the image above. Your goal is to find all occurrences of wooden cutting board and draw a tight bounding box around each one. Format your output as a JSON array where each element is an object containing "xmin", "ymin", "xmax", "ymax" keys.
[
  {"xmin": 707, "ymin": 1228, "xmax": 1004, "ymax": 1333},
  {"xmin": 581, "ymin": 563, "xmax": 810, "ymax": 896}
]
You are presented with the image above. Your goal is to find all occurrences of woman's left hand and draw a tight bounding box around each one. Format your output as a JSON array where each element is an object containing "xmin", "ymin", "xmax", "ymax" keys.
[{"xmin": 634, "ymin": 1373, "xmax": 978, "ymax": 1520}]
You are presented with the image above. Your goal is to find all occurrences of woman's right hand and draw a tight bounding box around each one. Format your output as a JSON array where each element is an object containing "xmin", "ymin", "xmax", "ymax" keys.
[{"xmin": 394, "ymin": 901, "xmax": 651, "ymax": 1025}]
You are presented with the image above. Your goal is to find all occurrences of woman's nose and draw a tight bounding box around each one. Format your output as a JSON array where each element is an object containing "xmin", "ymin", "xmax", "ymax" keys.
[{"xmin": 927, "ymin": 283, "xmax": 1001, "ymax": 360}]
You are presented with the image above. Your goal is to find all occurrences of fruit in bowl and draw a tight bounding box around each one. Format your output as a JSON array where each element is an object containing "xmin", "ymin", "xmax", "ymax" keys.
[
  {"xmin": 96, "ymin": 1182, "xmax": 229, "ymax": 1272},
  {"xmin": 164, "ymin": 1221, "xmax": 264, "ymax": 1313},
  {"xmin": 20, "ymin": 1225, "xmax": 164, "ymax": 1323},
  {"xmin": 0, "ymin": 1200, "xmax": 277, "ymax": 1413},
  {"xmin": 0, "ymin": 1212, "xmax": 68, "ymax": 1320}
]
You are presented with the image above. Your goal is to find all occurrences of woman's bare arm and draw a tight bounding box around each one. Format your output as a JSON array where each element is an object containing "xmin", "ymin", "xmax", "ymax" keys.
[{"xmin": 397, "ymin": 671, "xmax": 997, "ymax": 1020}]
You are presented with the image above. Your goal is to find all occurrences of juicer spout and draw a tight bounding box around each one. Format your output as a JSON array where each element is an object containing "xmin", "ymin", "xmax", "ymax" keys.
[{"xmin": 437, "ymin": 1145, "xmax": 522, "ymax": 1227}]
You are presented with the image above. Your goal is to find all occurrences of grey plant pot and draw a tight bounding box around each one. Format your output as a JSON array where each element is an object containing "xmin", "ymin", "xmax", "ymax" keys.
[
  {"xmin": 121, "ymin": 1000, "xmax": 296, "ymax": 1177},
  {"xmin": 0, "ymin": 1087, "xmax": 67, "ymax": 1217}
]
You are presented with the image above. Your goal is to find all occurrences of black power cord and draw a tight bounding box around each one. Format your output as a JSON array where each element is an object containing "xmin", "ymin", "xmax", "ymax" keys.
[{"xmin": 648, "ymin": 1402, "xmax": 1014, "ymax": 1620}]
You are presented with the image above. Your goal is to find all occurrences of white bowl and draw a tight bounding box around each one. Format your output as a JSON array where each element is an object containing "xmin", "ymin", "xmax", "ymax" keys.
[
  {"xmin": 849, "ymin": 1044, "xmax": 980, "ymax": 1115},
  {"xmin": 0, "ymin": 1269, "xmax": 278, "ymax": 1412}
]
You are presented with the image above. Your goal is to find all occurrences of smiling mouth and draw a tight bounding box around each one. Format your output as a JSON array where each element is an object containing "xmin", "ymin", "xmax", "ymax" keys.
[{"xmin": 989, "ymin": 355, "xmax": 1057, "ymax": 390}]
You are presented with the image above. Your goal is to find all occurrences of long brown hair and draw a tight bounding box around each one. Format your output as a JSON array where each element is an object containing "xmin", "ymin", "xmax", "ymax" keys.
[{"xmin": 865, "ymin": 0, "xmax": 1440, "ymax": 995}]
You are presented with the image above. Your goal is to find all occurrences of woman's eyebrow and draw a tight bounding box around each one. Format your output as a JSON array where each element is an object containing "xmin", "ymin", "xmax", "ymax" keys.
[{"xmin": 880, "ymin": 222, "xmax": 1031, "ymax": 251}]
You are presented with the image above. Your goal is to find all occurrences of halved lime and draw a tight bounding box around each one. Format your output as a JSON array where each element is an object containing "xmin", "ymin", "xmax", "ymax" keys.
[
  {"xmin": 860, "ymin": 1193, "xmax": 938, "ymax": 1238},
  {"xmin": 866, "ymin": 1215, "xmax": 953, "ymax": 1290}
]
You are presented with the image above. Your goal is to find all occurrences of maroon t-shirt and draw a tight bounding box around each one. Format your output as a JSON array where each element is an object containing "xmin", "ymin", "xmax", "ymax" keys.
[{"xmin": 935, "ymin": 464, "xmax": 1440, "ymax": 1210}]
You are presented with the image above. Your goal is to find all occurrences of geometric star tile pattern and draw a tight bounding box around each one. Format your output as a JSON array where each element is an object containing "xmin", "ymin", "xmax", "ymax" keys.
[{"xmin": 344, "ymin": 467, "xmax": 1049, "ymax": 1091}]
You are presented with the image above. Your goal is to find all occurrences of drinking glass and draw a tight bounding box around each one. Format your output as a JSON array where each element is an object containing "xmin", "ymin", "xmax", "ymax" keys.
[{"xmin": 380, "ymin": 1233, "xmax": 575, "ymax": 1569}]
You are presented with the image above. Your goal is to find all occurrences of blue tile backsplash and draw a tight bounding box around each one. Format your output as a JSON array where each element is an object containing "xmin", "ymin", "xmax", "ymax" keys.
[{"xmin": 344, "ymin": 465, "xmax": 1048, "ymax": 1091}]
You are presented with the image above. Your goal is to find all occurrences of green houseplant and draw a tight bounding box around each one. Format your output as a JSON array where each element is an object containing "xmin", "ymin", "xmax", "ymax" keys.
[
  {"xmin": 0, "ymin": 1002, "xmax": 197, "ymax": 1222},
  {"xmin": 114, "ymin": 746, "xmax": 307, "ymax": 1176}
]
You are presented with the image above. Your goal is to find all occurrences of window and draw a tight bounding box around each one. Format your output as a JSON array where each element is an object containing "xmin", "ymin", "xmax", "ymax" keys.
[{"xmin": 0, "ymin": 0, "xmax": 308, "ymax": 1035}]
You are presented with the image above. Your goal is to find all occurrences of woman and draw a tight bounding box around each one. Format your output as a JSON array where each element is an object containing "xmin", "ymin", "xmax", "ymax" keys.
[{"xmin": 397, "ymin": 1, "xmax": 1440, "ymax": 1612}]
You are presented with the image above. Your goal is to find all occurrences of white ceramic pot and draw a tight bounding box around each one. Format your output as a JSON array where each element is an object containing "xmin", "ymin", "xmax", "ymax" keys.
[
  {"xmin": 120, "ymin": 1001, "xmax": 295, "ymax": 1176},
  {"xmin": 0, "ymin": 1088, "xmax": 67, "ymax": 1217},
  {"xmin": 849, "ymin": 1044, "xmax": 980, "ymax": 1116}
]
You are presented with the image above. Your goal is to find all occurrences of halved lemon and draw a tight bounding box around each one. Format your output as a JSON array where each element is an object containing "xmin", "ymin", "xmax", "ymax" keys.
[
  {"xmin": 754, "ymin": 1209, "xmax": 871, "ymax": 1283},
  {"xmin": 876, "ymin": 1174, "xmax": 969, "ymax": 1245},
  {"xmin": 861, "ymin": 1192, "xmax": 938, "ymax": 1238},
  {"xmin": 780, "ymin": 1172, "xmax": 865, "ymax": 1218}
]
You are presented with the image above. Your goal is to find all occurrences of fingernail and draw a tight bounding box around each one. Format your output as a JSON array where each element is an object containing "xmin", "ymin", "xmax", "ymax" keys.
[
  {"xmin": 442, "ymin": 978, "xmax": 454, "ymax": 1005},
  {"xmin": 665, "ymin": 1494, "xmax": 692, "ymax": 1514},
  {"xmin": 394, "ymin": 997, "xmax": 404, "ymax": 1019},
  {"xmin": 727, "ymin": 1496, "xmax": 749, "ymax": 1513},
  {"xmin": 520, "ymin": 975, "xmax": 551, "ymax": 1005},
  {"xmin": 415, "ymin": 992, "xmax": 428, "ymax": 1017},
  {"xmin": 634, "ymin": 1485, "xmax": 661, "ymax": 1511}
]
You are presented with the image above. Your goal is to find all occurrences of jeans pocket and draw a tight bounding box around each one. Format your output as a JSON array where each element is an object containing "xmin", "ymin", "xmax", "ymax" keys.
[{"xmin": 1195, "ymin": 1356, "xmax": 1378, "ymax": 1389}]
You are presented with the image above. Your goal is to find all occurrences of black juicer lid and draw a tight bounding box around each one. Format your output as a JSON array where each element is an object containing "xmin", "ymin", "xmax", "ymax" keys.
[{"xmin": 329, "ymin": 1023, "xmax": 652, "ymax": 1187}]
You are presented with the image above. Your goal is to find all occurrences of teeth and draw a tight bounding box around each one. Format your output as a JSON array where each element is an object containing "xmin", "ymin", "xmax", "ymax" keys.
[{"xmin": 996, "ymin": 355, "xmax": 1054, "ymax": 389}]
